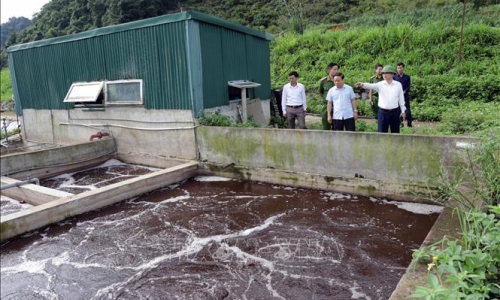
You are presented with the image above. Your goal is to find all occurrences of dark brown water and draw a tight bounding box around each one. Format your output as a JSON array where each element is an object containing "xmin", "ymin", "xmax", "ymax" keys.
[{"xmin": 1, "ymin": 169, "xmax": 442, "ymax": 300}]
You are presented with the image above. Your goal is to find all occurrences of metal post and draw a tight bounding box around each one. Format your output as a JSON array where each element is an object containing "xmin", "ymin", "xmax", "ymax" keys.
[
  {"xmin": 2, "ymin": 118, "xmax": 8, "ymax": 142},
  {"xmin": 1, "ymin": 178, "xmax": 40, "ymax": 190},
  {"xmin": 241, "ymin": 88, "xmax": 248, "ymax": 122}
]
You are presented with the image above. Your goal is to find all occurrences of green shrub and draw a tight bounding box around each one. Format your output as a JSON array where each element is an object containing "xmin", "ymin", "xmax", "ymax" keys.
[
  {"xmin": 198, "ymin": 111, "xmax": 261, "ymax": 128},
  {"xmin": 356, "ymin": 120, "xmax": 378, "ymax": 132},
  {"xmin": 234, "ymin": 117, "xmax": 260, "ymax": 128},
  {"xmin": 356, "ymin": 99, "xmax": 375, "ymax": 117},
  {"xmin": 269, "ymin": 115, "xmax": 288, "ymax": 128},
  {"xmin": 198, "ymin": 111, "xmax": 233, "ymax": 127},
  {"xmin": 1, "ymin": 68, "xmax": 13, "ymax": 101},
  {"xmin": 306, "ymin": 93, "xmax": 324, "ymax": 115},
  {"xmin": 411, "ymin": 96, "xmax": 455, "ymax": 122},
  {"xmin": 438, "ymin": 102, "xmax": 500, "ymax": 135}
]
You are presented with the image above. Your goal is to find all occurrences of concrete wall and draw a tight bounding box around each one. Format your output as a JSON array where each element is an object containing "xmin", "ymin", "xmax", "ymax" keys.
[
  {"xmin": 1, "ymin": 138, "xmax": 117, "ymax": 179},
  {"xmin": 19, "ymin": 102, "xmax": 271, "ymax": 161},
  {"xmin": 196, "ymin": 127, "xmax": 476, "ymax": 198},
  {"xmin": 1, "ymin": 161, "xmax": 199, "ymax": 241},
  {"xmin": 21, "ymin": 107, "xmax": 198, "ymax": 160}
]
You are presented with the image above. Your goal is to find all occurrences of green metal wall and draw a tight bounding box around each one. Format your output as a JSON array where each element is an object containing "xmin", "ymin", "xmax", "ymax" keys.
[
  {"xmin": 8, "ymin": 22, "xmax": 191, "ymax": 111},
  {"xmin": 7, "ymin": 11, "xmax": 272, "ymax": 116},
  {"xmin": 198, "ymin": 22, "xmax": 271, "ymax": 111},
  {"xmin": 245, "ymin": 35, "xmax": 272, "ymax": 102}
]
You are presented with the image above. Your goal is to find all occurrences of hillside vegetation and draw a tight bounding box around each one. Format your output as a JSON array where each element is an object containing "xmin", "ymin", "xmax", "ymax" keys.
[
  {"xmin": 0, "ymin": 68, "xmax": 12, "ymax": 101},
  {"xmin": 5, "ymin": 0, "xmax": 491, "ymax": 46},
  {"xmin": 270, "ymin": 4, "xmax": 499, "ymax": 135},
  {"xmin": 1, "ymin": 3, "xmax": 499, "ymax": 135}
]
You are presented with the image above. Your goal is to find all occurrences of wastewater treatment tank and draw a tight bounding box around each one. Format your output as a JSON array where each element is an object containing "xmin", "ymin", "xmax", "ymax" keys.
[{"xmin": 0, "ymin": 170, "xmax": 442, "ymax": 299}]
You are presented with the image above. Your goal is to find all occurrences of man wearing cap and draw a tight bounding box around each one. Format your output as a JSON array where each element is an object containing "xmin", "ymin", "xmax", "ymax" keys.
[{"xmin": 355, "ymin": 65, "xmax": 406, "ymax": 133}]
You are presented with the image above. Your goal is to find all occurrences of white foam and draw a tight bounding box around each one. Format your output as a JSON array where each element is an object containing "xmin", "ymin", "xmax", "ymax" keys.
[
  {"xmin": 161, "ymin": 195, "xmax": 191, "ymax": 203},
  {"xmin": 324, "ymin": 192, "xmax": 351, "ymax": 200},
  {"xmin": 96, "ymin": 159, "xmax": 128, "ymax": 168},
  {"xmin": 193, "ymin": 176, "xmax": 232, "ymax": 182},
  {"xmin": 232, "ymin": 195, "xmax": 276, "ymax": 199},
  {"xmin": 392, "ymin": 202, "xmax": 443, "ymax": 215},
  {"xmin": 350, "ymin": 282, "xmax": 372, "ymax": 299},
  {"xmin": 0, "ymin": 195, "xmax": 33, "ymax": 215},
  {"xmin": 456, "ymin": 142, "xmax": 475, "ymax": 149},
  {"xmin": 1, "ymin": 195, "xmax": 32, "ymax": 208},
  {"xmin": 372, "ymin": 198, "xmax": 443, "ymax": 215}
]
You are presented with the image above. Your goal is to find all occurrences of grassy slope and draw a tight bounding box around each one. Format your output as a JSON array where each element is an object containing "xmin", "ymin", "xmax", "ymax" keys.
[
  {"xmin": 1, "ymin": 68, "xmax": 12, "ymax": 101},
  {"xmin": 270, "ymin": 5, "xmax": 500, "ymax": 132}
]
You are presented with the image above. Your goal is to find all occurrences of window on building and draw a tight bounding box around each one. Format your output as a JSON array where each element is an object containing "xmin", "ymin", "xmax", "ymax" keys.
[
  {"xmin": 63, "ymin": 82, "xmax": 104, "ymax": 104},
  {"xmin": 63, "ymin": 80, "xmax": 143, "ymax": 106},
  {"xmin": 106, "ymin": 80, "xmax": 143, "ymax": 105}
]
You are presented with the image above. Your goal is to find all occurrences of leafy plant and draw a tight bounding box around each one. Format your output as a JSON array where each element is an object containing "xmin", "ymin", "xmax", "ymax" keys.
[
  {"xmin": 198, "ymin": 111, "xmax": 260, "ymax": 128},
  {"xmin": 438, "ymin": 102, "xmax": 500, "ymax": 135},
  {"xmin": 411, "ymin": 137, "xmax": 500, "ymax": 299},
  {"xmin": 356, "ymin": 99, "xmax": 375, "ymax": 117},
  {"xmin": 356, "ymin": 120, "xmax": 378, "ymax": 132},
  {"xmin": 306, "ymin": 93, "xmax": 324, "ymax": 115},
  {"xmin": 234, "ymin": 117, "xmax": 260, "ymax": 128},
  {"xmin": 269, "ymin": 115, "xmax": 288, "ymax": 128},
  {"xmin": 411, "ymin": 207, "xmax": 500, "ymax": 300},
  {"xmin": 198, "ymin": 111, "xmax": 233, "ymax": 127}
]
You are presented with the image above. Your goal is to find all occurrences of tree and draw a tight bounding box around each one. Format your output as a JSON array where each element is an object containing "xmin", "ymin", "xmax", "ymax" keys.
[{"xmin": 0, "ymin": 17, "xmax": 32, "ymax": 48}]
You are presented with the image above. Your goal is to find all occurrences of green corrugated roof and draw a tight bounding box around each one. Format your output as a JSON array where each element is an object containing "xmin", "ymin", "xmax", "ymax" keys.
[{"xmin": 8, "ymin": 11, "xmax": 273, "ymax": 52}]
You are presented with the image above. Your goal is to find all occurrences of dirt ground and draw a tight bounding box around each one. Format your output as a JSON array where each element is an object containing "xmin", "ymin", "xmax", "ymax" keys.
[{"xmin": 305, "ymin": 114, "xmax": 439, "ymax": 132}]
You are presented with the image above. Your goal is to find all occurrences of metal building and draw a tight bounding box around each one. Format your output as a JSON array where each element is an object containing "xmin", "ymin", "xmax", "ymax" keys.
[{"xmin": 7, "ymin": 11, "xmax": 273, "ymax": 118}]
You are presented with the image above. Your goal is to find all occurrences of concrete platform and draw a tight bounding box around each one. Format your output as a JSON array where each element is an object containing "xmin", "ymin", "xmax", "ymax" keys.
[
  {"xmin": 1, "ymin": 176, "xmax": 74, "ymax": 205},
  {"xmin": 1, "ymin": 161, "xmax": 199, "ymax": 241}
]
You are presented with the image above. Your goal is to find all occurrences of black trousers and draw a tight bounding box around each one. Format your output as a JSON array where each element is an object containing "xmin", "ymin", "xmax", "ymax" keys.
[
  {"xmin": 405, "ymin": 97, "xmax": 412, "ymax": 126},
  {"xmin": 333, "ymin": 118, "xmax": 355, "ymax": 131},
  {"xmin": 378, "ymin": 107, "xmax": 401, "ymax": 133}
]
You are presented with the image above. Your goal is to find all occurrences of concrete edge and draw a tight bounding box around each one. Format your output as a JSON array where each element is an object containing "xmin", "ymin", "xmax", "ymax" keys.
[
  {"xmin": 1, "ymin": 176, "xmax": 74, "ymax": 205},
  {"xmin": 199, "ymin": 163, "xmax": 439, "ymax": 204},
  {"xmin": 5, "ymin": 154, "xmax": 117, "ymax": 181},
  {"xmin": 117, "ymin": 153, "xmax": 192, "ymax": 169},
  {"xmin": 1, "ymin": 138, "xmax": 117, "ymax": 180},
  {"xmin": 388, "ymin": 206, "xmax": 460, "ymax": 299},
  {"xmin": 0, "ymin": 161, "xmax": 199, "ymax": 242}
]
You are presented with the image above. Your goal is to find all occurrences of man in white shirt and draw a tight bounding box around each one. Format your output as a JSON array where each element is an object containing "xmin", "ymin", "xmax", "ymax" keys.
[
  {"xmin": 281, "ymin": 71, "xmax": 307, "ymax": 129},
  {"xmin": 355, "ymin": 65, "xmax": 406, "ymax": 133},
  {"xmin": 326, "ymin": 73, "xmax": 357, "ymax": 131}
]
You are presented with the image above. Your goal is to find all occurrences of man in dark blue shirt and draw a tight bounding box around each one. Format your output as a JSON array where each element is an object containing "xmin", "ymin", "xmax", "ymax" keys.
[{"xmin": 394, "ymin": 62, "xmax": 412, "ymax": 127}]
